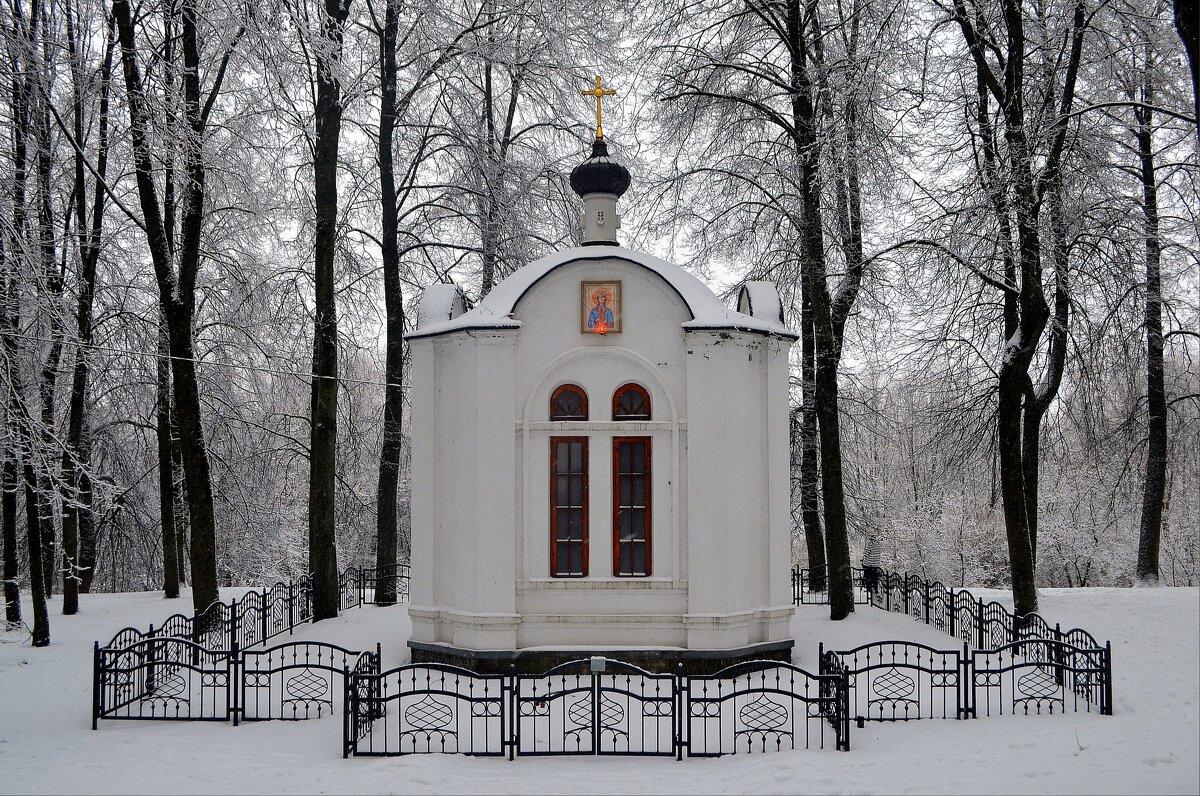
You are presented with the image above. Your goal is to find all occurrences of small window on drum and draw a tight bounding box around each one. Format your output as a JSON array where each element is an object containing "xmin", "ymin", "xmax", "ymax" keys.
[
  {"xmin": 612, "ymin": 383, "xmax": 651, "ymax": 421},
  {"xmin": 550, "ymin": 384, "xmax": 589, "ymax": 421}
]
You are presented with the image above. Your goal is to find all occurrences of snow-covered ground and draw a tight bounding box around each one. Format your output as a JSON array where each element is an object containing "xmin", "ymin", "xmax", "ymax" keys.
[{"xmin": 1, "ymin": 586, "xmax": 1196, "ymax": 795}]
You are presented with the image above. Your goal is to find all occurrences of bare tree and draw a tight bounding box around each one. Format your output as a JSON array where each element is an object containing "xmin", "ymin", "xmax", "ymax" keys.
[
  {"xmin": 309, "ymin": 0, "xmax": 352, "ymax": 621},
  {"xmin": 111, "ymin": 0, "xmax": 246, "ymax": 613}
]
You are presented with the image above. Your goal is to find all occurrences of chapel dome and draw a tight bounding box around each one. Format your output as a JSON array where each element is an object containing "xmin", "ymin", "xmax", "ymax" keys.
[{"xmin": 569, "ymin": 139, "xmax": 631, "ymax": 198}]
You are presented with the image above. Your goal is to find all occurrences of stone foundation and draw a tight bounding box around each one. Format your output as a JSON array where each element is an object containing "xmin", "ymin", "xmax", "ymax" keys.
[{"xmin": 407, "ymin": 638, "xmax": 794, "ymax": 675}]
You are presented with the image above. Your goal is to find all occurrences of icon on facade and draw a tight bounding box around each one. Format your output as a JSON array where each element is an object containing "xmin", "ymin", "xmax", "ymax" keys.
[{"xmin": 581, "ymin": 280, "xmax": 621, "ymax": 334}]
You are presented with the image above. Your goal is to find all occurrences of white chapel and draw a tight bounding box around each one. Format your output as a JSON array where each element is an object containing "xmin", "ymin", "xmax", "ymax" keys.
[{"xmin": 405, "ymin": 100, "xmax": 797, "ymax": 672}]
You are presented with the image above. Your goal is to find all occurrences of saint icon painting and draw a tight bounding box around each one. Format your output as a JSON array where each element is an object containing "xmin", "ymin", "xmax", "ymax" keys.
[{"xmin": 581, "ymin": 280, "xmax": 622, "ymax": 334}]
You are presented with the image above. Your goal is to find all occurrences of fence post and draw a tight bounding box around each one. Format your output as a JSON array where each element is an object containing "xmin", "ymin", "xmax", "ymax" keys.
[
  {"xmin": 230, "ymin": 641, "xmax": 241, "ymax": 726},
  {"xmin": 288, "ymin": 581, "xmax": 295, "ymax": 635},
  {"xmin": 229, "ymin": 598, "xmax": 239, "ymax": 652},
  {"xmin": 1052, "ymin": 623, "xmax": 1064, "ymax": 686},
  {"xmin": 92, "ymin": 641, "xmax": 102, "ymax": 730},
  {"xmin": 146, "ymin": 625, "xmax": 157, "ymax": 693},
  {"xmin": 839, "ymin": 667, "xmax": 851, "ymax": 751},
  {"xmin": 675, "ymin": 663, "xmax": 685, "ymax": 761},
  {"xmin": 343, "ymin": 665, "xmax": 353, "ymax": 758},
  {"xmin": 260, "ymin": 589, "xmax": 269, "ymax": 644},
  {"xmin": 949, "ymin": 589, "xmax": 956, "ymax": 638},
  {"xmin": 923, "ymin": 580, "xmax": 930, "ymax": 624},
  {"xmin": 1103, "ymin": 641, "xmax": 1113, "ymax": 716},
  {"xmin": 961, "ymin": 642, "xmax": 973, "ymax": 719},
  {"xmin": 976, "ymin": 599, "xmax": 985, "ymax": 649},
  {"xmin": 507, "ymin": 664, "xmax": 517, "ymax": 760}
]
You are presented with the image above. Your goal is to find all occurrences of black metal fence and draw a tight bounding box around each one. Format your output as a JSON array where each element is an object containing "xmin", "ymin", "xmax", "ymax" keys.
[
  {"xmin": 343, "ymin": 657, "xmax": 852, "ymax": 759},
  {"xmin": 101, "ymin": 565, "xmax": 409, "ymax": 654},
  {"xmin": 791, "ymin": 566, "xmax": 870, "ymax": 605},
  {"xmin": 337, "ymin": 564, "xmax": 412, "ymax": 611},
  {"xmin": 825, "ymin": 637, "xmax": 1111, "ymax": 722},
  {"xmin": 93, "ymin": 563, "xmax": 405, "ymax": 730},
  {"xmin": 821, "ymin": 569, "xmax": 1115, "ymax": 719},
  {"xmin": 93, "ymin": 638, "xmax": 380, "ymax": 728}
]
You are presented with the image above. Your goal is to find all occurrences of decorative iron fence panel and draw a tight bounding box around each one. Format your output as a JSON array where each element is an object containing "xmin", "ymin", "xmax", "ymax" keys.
[
  {"xmin": 791, "ymin": 566, "xmax": 868, "ymax": 606},
  {"xmin": 829, "ymin": 641, "xmax": 966, "ymax": 721},
  {"xmin": 240, "ymin": 641, "xmax": 377, "ymax": 722},
  {"xmin": 94, "ymin": 638, "xmax": 233, "ymax": 726},
  {"xmin": 346, "ymin": 664, "xmax": 507, "ymax": 756},
  {"xmin": 339, "ymin": 569, "xmax": 363, "ymax": 611},
  {"xmin": 359, "ymin": 563, "xmax": 411, "ymax": 605},
  {"xmin": 684, "ymin": 660, "xmax": 849, "ymax": 756},
  {"xmin": 971, "ymin": 639, "xmax": 1112, "ymax": 717},
  {"xmin": 515, "ymin": 660, "xmax": 677, "ymax": 757},
  {"xmin": 94, "ymin": 640, "xmax": 376, "ymax": 728}
]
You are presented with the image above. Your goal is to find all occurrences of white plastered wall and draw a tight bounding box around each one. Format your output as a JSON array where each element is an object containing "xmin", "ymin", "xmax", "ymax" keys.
[{"xmin": 407, "ymin": 253, "xmax": 794, "ymax": 653}]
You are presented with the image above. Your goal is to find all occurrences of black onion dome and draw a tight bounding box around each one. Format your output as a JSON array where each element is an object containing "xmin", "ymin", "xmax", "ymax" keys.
[{"xmin": 569, "ymin": 139, "xmax": 631, "ymax": 198}]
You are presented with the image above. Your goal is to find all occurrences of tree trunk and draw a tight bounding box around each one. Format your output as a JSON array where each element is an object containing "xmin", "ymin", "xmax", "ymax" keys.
[
  {"xmin": 156, "ymin": 319, "xmax": 180, "ymax": 598},
  {"xmin": 59, "ymin": 2, "xmax": 113, "ymax": 616},
  {"xmin": 787, "ymin": 0, "xmax": 853, "ymax": 618},
  {"xmin": 112, "ymin": 0, "xmax": 220, "ymax": 613},
  {"xmin": 798, "ymin": 313, "xmax": 825, "ymax": 589},
  {"xmin": 76, "ymin": 440, "xmax": 96, "ymax": 593},
  {"xmin": 172, "ymin": 429, "xmax": 188, "ymax": 585},
  {"xmin": 34, "ymin": 37, "xmax": 62, "ymax": 601},
  {"xmin": 1020, "ymin": 185, "xmax": 1071, "ymax": 571},
  {"xmin": 309, "ymin": 0, "xmax": 351, "ymax": 621},
  {"xmin": 1135, "ymin": 78, "xmax": 1166, "ymax": 583},
  {"xmin": 2, "ymin": 456, "xmax": 20, "ymax": 625},
  {"xmin": 23, "ymin": 461, "xmax": 49, "ymax": 645},
  {"xmin": 374, "ymin": 0, "xmax": 402, "ymax": 606},
  {"xmin": 1173, "ymin": 0, "xmax": 1198, "ymax": 143}
]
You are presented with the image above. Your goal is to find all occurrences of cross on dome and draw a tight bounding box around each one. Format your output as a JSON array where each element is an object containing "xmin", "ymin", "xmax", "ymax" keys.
[{"xmin": 580, "ymin": 75, "xmax": 617, "ymax": 140}]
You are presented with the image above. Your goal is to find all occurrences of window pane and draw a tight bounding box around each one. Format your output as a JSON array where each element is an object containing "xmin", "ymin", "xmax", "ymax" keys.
[
  {"xmin": 570, "ymin": 474, "xmax": 583, "ymax": 505},
  {"xmin": 619, "ymin": 442, "xmax": 631, "ymax": 472},
  {"xmin": 556, "ymin": 542, "xmax": 569, "ymax": 574},
  {"xmin": 620, "ymin": 544, "xmax": 632, "ymax": 575},
  {"xmin": 557, "ymin": 474, "xmax": 569, "ymax": 506},
  {"xmin": 556, "ymin": 441, "xmax": 568, "ymax": 465},
  {"xmin": 569, "ymin": 441, "xmax": 583, "ymax": 472},
  {"xmin": 569, "ymin": 543, "xmax": 583, "ymax": 574},
  {"xmin": 632, "ymin": 476, "xmax": 645, "ymax": 506},
  {"xmin": 632, "ymin": 543, "xmax": 646, "ymax": 575}
]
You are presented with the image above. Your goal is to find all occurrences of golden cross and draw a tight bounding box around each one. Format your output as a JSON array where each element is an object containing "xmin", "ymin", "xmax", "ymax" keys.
[{"xmin": 581, "ymin": 75, "xmax": 617, "ymax": 140}]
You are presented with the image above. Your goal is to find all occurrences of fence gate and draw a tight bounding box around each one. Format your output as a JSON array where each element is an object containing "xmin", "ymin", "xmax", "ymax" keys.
[
  {"xmin": 94, "ymin": 638, "xmax": 233, "ymax": 726},
  {"xmin": 515, "ymin": 658, "xmax": 677, "ymax": 757}
]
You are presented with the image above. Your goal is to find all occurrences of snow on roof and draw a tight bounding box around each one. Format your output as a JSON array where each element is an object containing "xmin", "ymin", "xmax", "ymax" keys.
[
  {"xmin": 415, "ymin": 282, "xmax": 467, "ymax": 328},
  {"xmin": 738, "ymin": 282, "xmax": 785, "ymax": 325},
  {"xmin": 408, "ymin": 246, "xmax": 797, "ymax": 340}
]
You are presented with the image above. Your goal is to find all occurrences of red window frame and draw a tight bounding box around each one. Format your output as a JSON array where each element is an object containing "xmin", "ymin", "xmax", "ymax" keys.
[
  {"xmin": 550, "ymin": 436, "xmax": 588, "ymax": 577},
  {"xmin": 612, "ymin": 436, "xmax": 651, "ymax": 577},
  {"xmin": 612, "ymin": 383, "xmax": 652, "ymax": 420},
  {"xmin": 550, "ymin": 384, "xmax": 589, "ymax": 421}
]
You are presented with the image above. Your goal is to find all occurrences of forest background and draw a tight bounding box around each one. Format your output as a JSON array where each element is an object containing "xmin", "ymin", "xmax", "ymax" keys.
[{"xmin": 1, "ymin": 0, "xmax": 1197, "ymax": 643}]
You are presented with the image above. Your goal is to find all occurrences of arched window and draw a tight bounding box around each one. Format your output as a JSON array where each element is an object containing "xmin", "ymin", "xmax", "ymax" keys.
[
  {"xmin": 550, "ymin": 384, "xmax": 589, "ymax": 421},
  {"xmin": 612, "ymin": 383, "xmax": 651, "ymax": 420}
]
